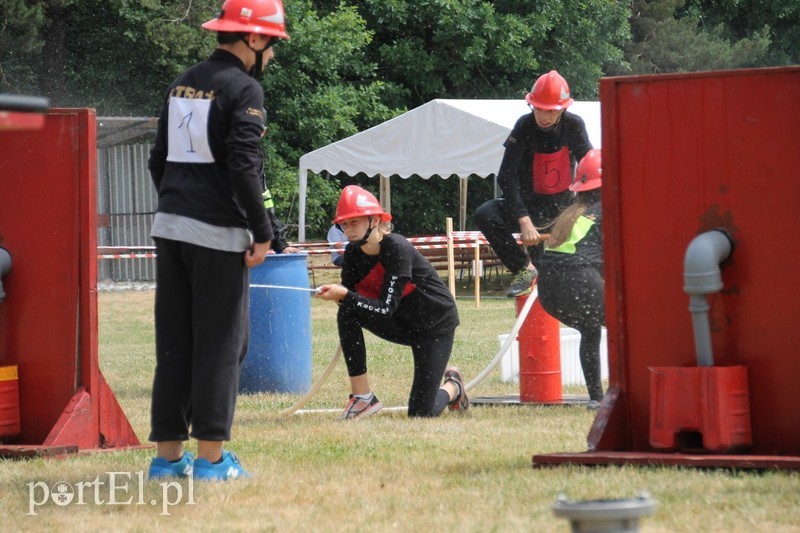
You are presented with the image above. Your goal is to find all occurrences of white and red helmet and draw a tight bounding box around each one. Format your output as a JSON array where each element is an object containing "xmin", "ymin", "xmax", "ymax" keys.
[
  {"xmin": 570, "ymin": 149, "xmax": 602, "ymax": 192},
  {"xmin": 525, "ymin": 70, "xmax": 573, "ymax": 110},
  {"xmin": 202, "ymin": 0, "xmax": 290, "ymax": 39},
  {"xmin": 333, "ymin": 185, "xmax": 391, "ymax": 224}
]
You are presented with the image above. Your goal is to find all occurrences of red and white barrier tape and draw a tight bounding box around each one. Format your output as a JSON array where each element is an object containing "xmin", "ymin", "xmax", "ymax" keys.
[
  {"xmin": 96, "ymin": 232, "xmax": 519, "ymax": 259},
  {"xmin": 98, "ymin": 253, "xmax": 157, "ymax": 259}
]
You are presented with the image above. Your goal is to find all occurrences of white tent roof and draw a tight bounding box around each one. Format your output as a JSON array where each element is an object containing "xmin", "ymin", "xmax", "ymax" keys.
[{"xmin": 297, "ymin": 98, "xmax": 601, "ymax": 241}]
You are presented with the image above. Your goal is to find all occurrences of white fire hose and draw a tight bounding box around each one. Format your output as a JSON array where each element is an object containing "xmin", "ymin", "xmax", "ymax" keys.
[
  {"xmin": 273, "ymin": 285, "xmax": 539, "ymax": 416},
  {"xmin": 465, "ymin": 285, "xmax": 537, "ymax": 392}
]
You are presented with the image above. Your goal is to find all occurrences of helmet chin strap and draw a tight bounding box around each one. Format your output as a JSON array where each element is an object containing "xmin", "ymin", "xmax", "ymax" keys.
[
  {"xmin": 242, "ymin": 35, "xmax": 276, "ymax": 79},
  {"xmin": 350, "ymin": 217, "xmax": 375, "ymax": 247},
  {"xmin": 537, "ymin": 113, "xmax": 563, "ymax": 132}
]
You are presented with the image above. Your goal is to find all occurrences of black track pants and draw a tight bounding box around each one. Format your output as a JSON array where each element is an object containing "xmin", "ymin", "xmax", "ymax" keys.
[
  {"xmin": 150, "ymin": 238, "xmax": 249, "ymax": 442},
  {"xmin": 337, "ymin": 304, "xmax": 454, "ymax": 417},
  {"xmin": 537, "ymin": 263, "xmax": 605, "ymax": 401},
  {"xmin": 474, "ymin": 197, "xmax": 571, "ymax": 271}
]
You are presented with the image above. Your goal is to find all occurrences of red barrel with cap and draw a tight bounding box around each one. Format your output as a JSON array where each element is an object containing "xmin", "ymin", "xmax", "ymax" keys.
[{"xmin": 516, "ymin": 293, "xmax": 562, "ymax": 403}]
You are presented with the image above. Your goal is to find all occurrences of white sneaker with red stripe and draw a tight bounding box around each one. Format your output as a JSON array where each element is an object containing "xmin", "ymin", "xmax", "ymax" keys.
[{"xmin": 339, "ymin": 393, "xmax": 383, "ymax": 420}]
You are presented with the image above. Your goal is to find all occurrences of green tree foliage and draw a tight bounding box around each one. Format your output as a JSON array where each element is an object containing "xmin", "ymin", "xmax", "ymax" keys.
[
  {"xmin": 1, "ymin": 0, "xmax": 217, "ymax": 113},
  {"xmin": 58, "ymin": 0, "xmax": 216, "ymax": 114},
  {"xmin": 623, "ymin": 0, "xmax": 772, "ymax": 74},
  {"xmin": 356, "ymin": 0, "xmax": 629, "ymax": 103},
  {"xmin": 377, "ymin": 174, "xmax": 494, "ymax": 235},
  {"xmin": 261, "ymin": 0, "xmax": 402, "ymax": 238},
  {"xmin": 0, "ymin": 0, "xmax": 45, "ymax": 94},
  {"xmin": 682, "ymin": 0, "xmax": 800, "ymax": 66}
]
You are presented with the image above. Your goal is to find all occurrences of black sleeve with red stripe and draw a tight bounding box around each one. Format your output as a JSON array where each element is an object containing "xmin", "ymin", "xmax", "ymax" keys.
[
  {"xmin": 340, "ymin": 235, "xmax": 415, "ymax": 318},
  {"xmin": 340, "ymin": 234, "xmax": 459, "ymax": 332}
]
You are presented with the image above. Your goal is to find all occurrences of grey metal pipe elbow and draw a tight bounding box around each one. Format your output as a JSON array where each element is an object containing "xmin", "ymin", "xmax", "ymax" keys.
[
  {"xmin": 683, "ymin": 230, "xmax": 733, "ymax": 367},
  {"xmin": 683, "ymin": 230, "xmax": 732, "ymax": 295},
  {"xmin": 0, "ymin": 247, "xmax": 10, "ymax": 302}
]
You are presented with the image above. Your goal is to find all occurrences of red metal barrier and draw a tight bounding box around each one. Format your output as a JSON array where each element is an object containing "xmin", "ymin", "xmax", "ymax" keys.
[
  {"xmin": 534, "ymin": 66, "xmax": 800, "ymax": 470},
  {"xmin": 0, "ymin": 109, "xmax": 140, "ymax": 456}
]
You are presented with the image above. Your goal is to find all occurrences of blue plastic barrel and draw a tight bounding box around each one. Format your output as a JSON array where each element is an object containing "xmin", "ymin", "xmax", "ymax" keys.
[{"xmin": 239, "ymin": 254, "xmax": 312, "ymax": 394}]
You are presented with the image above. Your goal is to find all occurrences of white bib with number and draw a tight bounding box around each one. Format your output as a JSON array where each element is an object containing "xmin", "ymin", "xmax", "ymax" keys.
[{"xmin": 166, "ymin": 97, "xmax": 214, "ymax": 163}]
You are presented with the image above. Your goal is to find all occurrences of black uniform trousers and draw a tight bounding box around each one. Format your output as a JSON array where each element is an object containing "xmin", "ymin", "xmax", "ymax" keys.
[
  {"xmin": 150, "ymin": 238, "xmax": 250, "ymax": 442},
  {"xmin": 474, "ymin": 192, "xmax": 571, "ymax": 272},
  {"xmin": 337, "ymin": 304, "xmax": 455, "ymax": 418},
  {"xmin": 537, "ymin": 263, "xmax": 605, "ymax": 402}
]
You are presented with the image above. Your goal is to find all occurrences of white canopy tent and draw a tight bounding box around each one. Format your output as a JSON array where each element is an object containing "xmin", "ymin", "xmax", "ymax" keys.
[{"xmin": 296, "ymin": 98, "xmax": 601, "ymax": 241}]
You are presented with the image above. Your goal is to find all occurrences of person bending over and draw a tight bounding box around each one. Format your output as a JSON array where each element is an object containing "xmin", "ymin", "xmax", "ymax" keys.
[
  {"xmin": 475, "ymin": 70, "xmax": 592, "ymax": 297},
  {"xmin": 537, "ymin": 149, "xmax": 605, "ymax": 408}
]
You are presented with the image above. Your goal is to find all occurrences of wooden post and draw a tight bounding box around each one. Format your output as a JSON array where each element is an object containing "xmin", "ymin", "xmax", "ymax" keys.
[
  {"xmin": 379, "ymin": 174, "xmax": 391, "ymax": 214},
  {"xmin": 446, "ymin": 217, "xmax": 456, "ymax": 298},
  {"xmin": 473, "ymin": 236, "xmax": 481, "ymax": 308},
  {"xmin": 459, "ymin": 178, "xmax": 468, "ymax": 231}
]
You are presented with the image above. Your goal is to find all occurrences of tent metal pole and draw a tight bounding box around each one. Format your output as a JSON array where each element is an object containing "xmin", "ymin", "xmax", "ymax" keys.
[
  {"xmin": 298, "ymin": 168, "xmax": 307, "ymax": 242},
  {"xmin": 446, "ymin": 217, "xmax": 456, "ymax": 298}
]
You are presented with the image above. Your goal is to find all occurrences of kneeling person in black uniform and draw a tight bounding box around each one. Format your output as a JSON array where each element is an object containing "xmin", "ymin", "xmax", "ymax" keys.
[{"xmin": 316, "ymin": 186, "xmax": 469, "ymax": 419}]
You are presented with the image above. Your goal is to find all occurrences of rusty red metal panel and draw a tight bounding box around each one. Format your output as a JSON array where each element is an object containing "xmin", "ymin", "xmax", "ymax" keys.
[
  {"xmin": 649, "ymin": 366, "xmax": 751, "ymax": 453},
  {"xmin": 533, "ymin": 451, "xmax": 800, "ymax": 470},
  {"xmin": 97, "ymin": 372, "xmax": 139, "ymax": 449},
  {"xmin": 42, "ymin": 388, "xmax": 96, "ymax": 449},
  {"xmin": 0, "ymin": 109, "xmax": 139, "ymax": 454},
  {"xmin": 598, "ymin": 67, "xmax": 800, "ymax": 457},
  {"xmin": 0, "ymin": 110, "xmax": 83, "ymax": 443}
]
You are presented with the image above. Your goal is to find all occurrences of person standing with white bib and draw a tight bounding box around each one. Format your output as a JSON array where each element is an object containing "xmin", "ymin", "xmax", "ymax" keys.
[{"xmin": 146, "ymin": 0, "xmax": 289, "ymax": 481}]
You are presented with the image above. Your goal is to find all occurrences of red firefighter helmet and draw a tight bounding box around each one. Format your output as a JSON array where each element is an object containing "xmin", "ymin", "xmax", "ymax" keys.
[
  {"xmin": 570, "ymin": 149, "xmax": 602, "ymax": 192},
  {"xmin": 525, "ymin": 70, "xmax": 574, "ymax": 110},
  {"xmin": 333, "ymin": 185, "xmax": 392, "ymax": 224},
  {"xmin": 202, "ymin": 0, "xmax": 290, "ymax": 39}
]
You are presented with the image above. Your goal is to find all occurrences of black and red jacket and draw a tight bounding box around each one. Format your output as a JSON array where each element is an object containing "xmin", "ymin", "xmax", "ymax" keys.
[
  {"xmin": 498, "ymin": 111, "xmax": 593, "ymax": 221},
  {"xmin": 148, "ymin": 49, "xmax": 272, "ymax": 244},
  {"xmin": 339, "ymin": 234, "xmax": 459, "ymax": 333}
]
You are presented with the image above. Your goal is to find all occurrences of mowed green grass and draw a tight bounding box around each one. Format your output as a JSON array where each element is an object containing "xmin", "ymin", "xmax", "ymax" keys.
[{"xmin": 0, "ymin": 289, "xmax": 798, "ymax": 532}]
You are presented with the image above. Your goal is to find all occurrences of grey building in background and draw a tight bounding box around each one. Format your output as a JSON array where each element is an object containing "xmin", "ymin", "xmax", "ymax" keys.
[{"xmin": 96, "ymin": 117, "xmax": 158, "ymax": 282}]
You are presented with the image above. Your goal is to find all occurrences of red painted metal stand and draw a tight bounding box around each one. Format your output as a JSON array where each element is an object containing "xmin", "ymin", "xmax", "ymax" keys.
[
  {"xmin": 0, "ymin": 108, "xmax": 140, "ymax": 457},
  {"xmin": 533, "ymin": 66, "xmax": 800, "ymax": 470},
  {"xmin": 649, "ymin": 366, "xmax": 751, "ymax": 453}
]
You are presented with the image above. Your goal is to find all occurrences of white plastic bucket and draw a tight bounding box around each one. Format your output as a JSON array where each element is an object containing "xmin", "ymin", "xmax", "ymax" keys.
[{"xmin": 498, "ymin": 328, "xmax": 608, "ymax": 385}]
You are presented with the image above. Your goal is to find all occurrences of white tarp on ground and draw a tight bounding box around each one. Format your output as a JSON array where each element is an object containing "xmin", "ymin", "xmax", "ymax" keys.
[{"xmin": 296, "ymin": 98, "xmax": 601, "ymax": 241}]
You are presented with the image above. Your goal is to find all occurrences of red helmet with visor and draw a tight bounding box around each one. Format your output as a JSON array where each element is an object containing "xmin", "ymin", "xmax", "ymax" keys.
[
  {"xmin": 570, "ymin": 149, "xmax": 602, "ymax": 192},
  {"xmin": 525, "ymin": 70, "xmax": 573, "ymax": 110},
  {"xmin": 202, "ymin": 0, "xmax": 290, "ymax": 39},
  {"xmin": 333, "ymin": 186, "xmax": 392, "ymax": 224}
]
